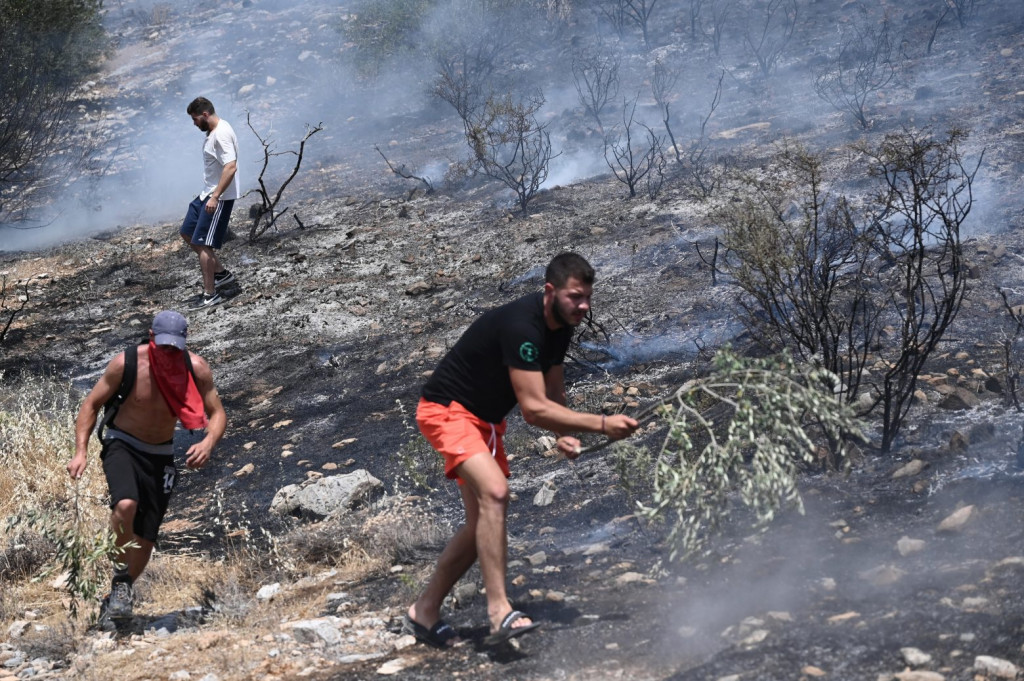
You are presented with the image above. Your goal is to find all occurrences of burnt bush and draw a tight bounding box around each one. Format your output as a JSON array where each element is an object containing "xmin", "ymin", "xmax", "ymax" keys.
[
  {"xmin": 0, "ymin": 0, "xmax": 107, "ymax": 223},
  {"xmin": 720, "ymin": 129, "xmax": 980, "ymax": 453}
]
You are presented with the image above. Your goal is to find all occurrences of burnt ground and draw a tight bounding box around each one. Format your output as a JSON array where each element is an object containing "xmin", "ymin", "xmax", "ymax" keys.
[
  {"xmin": 4, "ymin": 0, "xmax": 1024, "ymax": 678},
  {"xmin": 5, "ymin": 176, "xmax": 1024, "ymax": 680}
]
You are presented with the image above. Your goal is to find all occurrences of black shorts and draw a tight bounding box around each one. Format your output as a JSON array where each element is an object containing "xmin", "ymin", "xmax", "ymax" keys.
[{"xmin": 101, "ymin": 439, "xmax": 177, "ymax": 543}]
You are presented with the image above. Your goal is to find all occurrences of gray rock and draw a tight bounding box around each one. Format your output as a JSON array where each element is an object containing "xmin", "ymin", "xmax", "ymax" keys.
[
  {"xmin": 859, "ymin": 564, "xmax": 906, "ymax": 586},
  {"xmin": 937, "ymin": 505, "xmax": 974, "ymax": 532},
  {"xmin": 527, "ymin": 551, "xmax": 547, "ymax": 566},
  {"xmin": 287, "ymin": 617, "xmax": 343, "ymax": 645},
  {"xmin": 897, "ymin": 536, "xmax": 926, "ymax": 556},
  {"xmin": 900, "ymin": 647, "xmax": 932, "ymax": 666},
  {"xmin": 936, "ymin": 387, "xmax": 980, "ymax": 410},
  {"xmin": 7, "ymin": 621, "xmax": 29, "ymax": 639},
  {"xmin": 974, "ymin": 655, "xmax": 1019, "ymax": 679},
  {"xmin": 270, "ymin": 470, "xmax": 383, "ymax": 518},
  {"xmin": 893, "ymin": 460, "xmax": 927, "ymax": 479},
  {"xmin": 533, "ymin": 480, "xmax": 556, "ymax": 507},
  {"xmin": 257, "ymin": 583, "xmax": 281, "ymax": 601},
  {"xmin": 894, "ymin": 672, "xmax": 945, "ymax": 681}
]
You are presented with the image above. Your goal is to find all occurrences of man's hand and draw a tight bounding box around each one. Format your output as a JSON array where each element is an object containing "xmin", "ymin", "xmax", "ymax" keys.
[
  {"xmin": 556, "ymin": 436, "xmax": 582, "ymax": 460},
  {"xmin": 604, "ymin": 414, "xmax": 640, "ymax": 441},
  {"xmin": 67, "ymin": 453, "xmax": 88, "ymax": 480},
  {"xmin": 185, "ymin": 439, "xmax": 213, "ymax": 469},
  {"xmin": 205, "ymin": 196, "xmax": 218, "ymax": 214}
]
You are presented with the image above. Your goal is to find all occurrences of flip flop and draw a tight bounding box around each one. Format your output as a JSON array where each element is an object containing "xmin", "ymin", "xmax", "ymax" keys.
[
  {"xmin": 483, "ymin": 610, "xmax": 542, "ymax": 646},
  {"xmin": 403, "ymin": 614, "xmax": 461, "ymax": 648}
]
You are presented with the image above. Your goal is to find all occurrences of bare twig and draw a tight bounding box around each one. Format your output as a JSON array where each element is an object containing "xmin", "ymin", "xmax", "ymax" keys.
[
  {"xmin": 245, "ymin": 113, "xmax": 324, "ymax": 241},
  {"xmin": 374, "ymin": 145, "xmax": 434, "ymax": 193}
]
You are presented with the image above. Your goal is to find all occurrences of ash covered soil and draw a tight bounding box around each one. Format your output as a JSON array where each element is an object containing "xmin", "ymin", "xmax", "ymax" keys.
[
  {"xmin": 4, "ymin": 0, "xmax": 1024, "ymax": 678},
  {"xmin": 5, "ymin": 180, "xmax": 1024, "ymax": 680}
]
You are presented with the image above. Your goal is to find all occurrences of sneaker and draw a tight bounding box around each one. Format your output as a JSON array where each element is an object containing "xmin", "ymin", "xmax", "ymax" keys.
[
  {"xmin": 191, "ymin": 292, "xmax": 223, "ymax": 310},
  {"xmin": 214, "ymin": 270, "xmax": 235, "ymax": 289},
  {"xmin": 106, "ymin": 579, "xmax": 133, "ymax": 619}
]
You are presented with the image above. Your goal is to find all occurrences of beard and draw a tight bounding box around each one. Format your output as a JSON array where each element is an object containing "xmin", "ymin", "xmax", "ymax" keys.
[{"xmin": 553, "ymin": 299, "xmax": 584, "ymax": 328}]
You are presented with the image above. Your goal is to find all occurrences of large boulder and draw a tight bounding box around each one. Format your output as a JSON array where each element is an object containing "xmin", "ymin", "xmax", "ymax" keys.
[{"xmin": 270, "ymin": 469, "xmax": 383, "ymax": 519}]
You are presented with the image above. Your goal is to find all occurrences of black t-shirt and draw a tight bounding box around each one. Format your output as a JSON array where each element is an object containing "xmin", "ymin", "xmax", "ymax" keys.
[{"xmin": 422, "ymin": 292, "xmax": 573, "ymax": 423}]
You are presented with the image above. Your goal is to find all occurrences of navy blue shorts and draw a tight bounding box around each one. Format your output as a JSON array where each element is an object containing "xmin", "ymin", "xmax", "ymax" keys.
[{"xmin": 180, "ymin": 195, "xmax": 234, "ymax": 249}]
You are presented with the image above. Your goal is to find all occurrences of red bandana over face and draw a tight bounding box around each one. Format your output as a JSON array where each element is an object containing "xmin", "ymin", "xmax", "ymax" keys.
[{"xmin": 148, "ymin": 341, "xmax": 208, "ymax": 430}]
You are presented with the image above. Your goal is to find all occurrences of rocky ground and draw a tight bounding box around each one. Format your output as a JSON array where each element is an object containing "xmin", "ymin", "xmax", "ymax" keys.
[{"xmin": 4, "ymin": 0, "xmax": 1024, "ymax": 679}]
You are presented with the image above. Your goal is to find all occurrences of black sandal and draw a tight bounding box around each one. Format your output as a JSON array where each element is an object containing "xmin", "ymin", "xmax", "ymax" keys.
[
  {"xmin": 403, "ymin": 614, "xmax": 461, "ymax": 648},
  {"xmin": 484, "ymin": 610, "xmax": 542, "ymax": 646}
]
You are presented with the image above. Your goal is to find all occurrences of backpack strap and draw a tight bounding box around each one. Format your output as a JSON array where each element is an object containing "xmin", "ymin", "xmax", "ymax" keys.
[{"xmin": 97, "ymin": 345, "xmax": 137, "ymax": 443}]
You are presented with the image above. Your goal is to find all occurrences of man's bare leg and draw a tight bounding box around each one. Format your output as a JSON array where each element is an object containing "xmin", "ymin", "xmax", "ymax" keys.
[
  {"xmin": 110, "ymin": 499, "xmax": 153, "ymax": 581},
  {"xmin": 407, "ymin": 484, "xmax": 479, "ymax": 641},
  {"xmin": 196, "ymin": 245, "xmax": 221, "ymax": 295},
  {"xmin": 451, "ymin": 453, "xmax": 533, "ymax": 634}
]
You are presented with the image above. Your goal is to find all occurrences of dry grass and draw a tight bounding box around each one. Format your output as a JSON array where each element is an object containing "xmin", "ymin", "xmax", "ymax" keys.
[
  {"xmin": 283, "ymin": 495, "xmax": 451, "ymax": 579},
  {"xmin": 0, "ymin": 372, "xmax": 111, "ymax": 628}
]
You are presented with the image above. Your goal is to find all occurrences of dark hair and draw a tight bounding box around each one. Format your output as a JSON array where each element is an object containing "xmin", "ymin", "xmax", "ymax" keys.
[
  {"xmin": 545, "ymin": 252, "xmax": 595, "ymax": 287},
  {"xmin": 187, "ymin": 97, "xmax": 215, "ymax": 116}
]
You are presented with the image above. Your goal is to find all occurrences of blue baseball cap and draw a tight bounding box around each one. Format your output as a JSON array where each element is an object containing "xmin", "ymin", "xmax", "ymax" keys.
[{"xmin": 152, "ymin": 310, "xmax": 188, "ymax": 350}]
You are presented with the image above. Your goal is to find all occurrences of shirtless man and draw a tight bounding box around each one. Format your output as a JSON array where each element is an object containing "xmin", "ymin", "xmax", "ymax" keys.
[
  {"xmin": 405, "ymin": 252, "xmax": 639, "ymax": 647},
  {"xmin": 67, "ymin": 310, "xmax": 226, "ymax": 619}
]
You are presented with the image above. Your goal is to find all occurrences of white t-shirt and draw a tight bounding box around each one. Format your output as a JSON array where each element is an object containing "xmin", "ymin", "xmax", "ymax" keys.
[{"xmin": 202, "ymin": 119, "xmax": 240, "ymax": 201}]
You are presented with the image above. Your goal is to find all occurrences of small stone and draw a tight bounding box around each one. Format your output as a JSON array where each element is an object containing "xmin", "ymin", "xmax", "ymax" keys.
[
  {"xmin": 827, "ymin": 611, "xmax": 860, "ymax": 623},
  {"xmin": 961, "ymin": 597, "xmax": 989, "ymax": 610},
  {"xmin": 859, "ymin": 564, "xmax": 906, "ymax": 586},
  {"xmin": 897, "ymin": 536, "xmax": 926, "ymax": 556},
  {"xmin": 332, "ymin": 439, "xmax": 357, "ymax": 449},
  {"xmin": 615, "ymin": 571, "xmax": 648, "ymax": 585},
  {"xmin": 323, "ymin": 463, "xmax": 339, "ymax": 471},
  {"xmin": 243, "ymin": 442, "xmax": 256, "ymax": 450},
  {"xmin": 405, "ymin": 281, "xmax": 433, "ymax": 296},
  {"xmin": 527, "ymin": 551, "xmax": 547, "ymax": 566},
  {"xmin": 169, "ymin": 671, "xmax": 191, "ymax": 681},
  {"xmin": 937, "ymin": 505, "xmax": 974, "ymax": 532},
  {"xmin": 894, "ymin": 673, "xmax": 945, "ymax": 681},
  {"xmin": 533, "ymin": 480, "xmax": 556, "ymax": 507},
  {"xmin": 740, "ymin": 629, "xmax": 769, "ymax": 646},
  {"xmin": 7, "ymin": 621, "xmax": 29, "ymax": 639},
  {"xmin": 377, "ymin": 658, "xmax": 411, "ymax": 675},
  {"xmin": 257, "ymin": 583, "xmax": 281, "ymax": 601},
  {"xmin": 892, "ymin": 460, "xmax": 926, "ymax": 479},
  {"xmin": 1001, "ymin": 48, "xmax": 1014, "ymax": 57},
  {"xmin": 272, "ymin": 419, "xmax": 293, "ymax": 429},
  {"xmin": 546, "ymin": 591, "xmax": 565, "ymax": 602},
  {"xmin": 974, "ymin": 655, "xmax": 1019, "ymax": 678},
  {"xmin": 949, "ymin": 431, "xmax": 968, "ymax": 453},
  {"xmin": 802, "ymin": 666, "xmax": 827, "ymax": 677},
  {"xmin": 393, "ymin": 634, "xmax": 416, "ymax": 650},
  {"xmin": 233, "ymin": 463, "xmax": 255, "ymax": 477},
  {"xmin": 901, "ymin": 647, "xmax": 932, "ymax": 666}
]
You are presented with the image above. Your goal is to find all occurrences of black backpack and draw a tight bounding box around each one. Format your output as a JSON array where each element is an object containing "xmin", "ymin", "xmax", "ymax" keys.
[{"xmin": 97, "ymin": 344, "xmax": 196, "ymax": 443}]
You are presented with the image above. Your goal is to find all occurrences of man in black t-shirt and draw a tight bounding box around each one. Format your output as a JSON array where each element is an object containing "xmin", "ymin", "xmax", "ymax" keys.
[{"xmin": 404, "ymin": 253, "xmax": 639, "ymax": 648}]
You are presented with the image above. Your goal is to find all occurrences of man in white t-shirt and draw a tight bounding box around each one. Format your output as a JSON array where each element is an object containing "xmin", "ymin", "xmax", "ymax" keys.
[{"xmin": 181, "ymin": 97, "xmax": 240, "ymax": 309}]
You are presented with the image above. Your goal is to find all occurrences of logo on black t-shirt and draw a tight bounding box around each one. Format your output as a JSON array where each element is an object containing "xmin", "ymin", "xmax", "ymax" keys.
[{"xmin": 519, "ymin": 341, "xmax": 539, "ymax": 363}]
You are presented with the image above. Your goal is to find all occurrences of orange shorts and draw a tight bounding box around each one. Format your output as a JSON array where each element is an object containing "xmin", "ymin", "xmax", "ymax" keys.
[{"xmin": 416, "ymin": 398, "xmax": 509, "ymax": 484}]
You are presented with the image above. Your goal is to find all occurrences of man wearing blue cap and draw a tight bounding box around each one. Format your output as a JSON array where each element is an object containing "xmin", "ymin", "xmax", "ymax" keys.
[{"xmin": 67, "ymin": 310, "xmax": 226, "ymax": 620}]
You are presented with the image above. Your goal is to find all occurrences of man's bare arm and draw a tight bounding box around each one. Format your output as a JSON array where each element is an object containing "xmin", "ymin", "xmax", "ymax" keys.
[
  {"xmin": 510, "ymin": 367, "xmax": 637, "ymax": 440},
  {"xmin": 68, "ymin": 355, "xmax": 124, "ymax": 479},
  {"xmin": 185, "ymin": 354, "xmax": 226, "ymax": 469}
]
